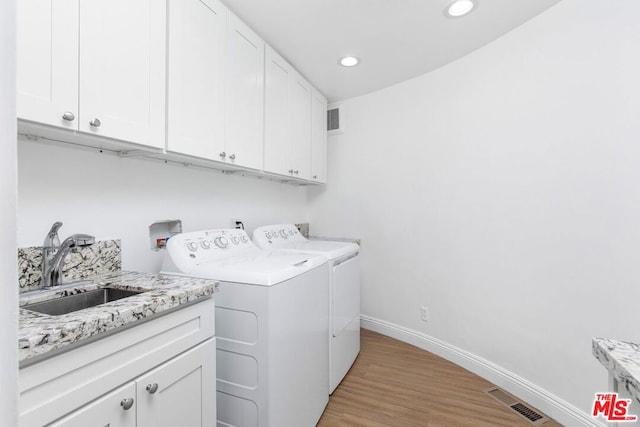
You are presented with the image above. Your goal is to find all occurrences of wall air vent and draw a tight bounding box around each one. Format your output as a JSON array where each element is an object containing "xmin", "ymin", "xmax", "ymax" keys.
[
  {"xmin": 327, "ymin": 108, "xmax": 340, "ymax": 130},
  {"xmin": 327, "ymin": 103, "xmax": 343, "ymax": 135},
  {"xmin": 486, "ymin": 388, "xmax": 551, "ymax": 425}
]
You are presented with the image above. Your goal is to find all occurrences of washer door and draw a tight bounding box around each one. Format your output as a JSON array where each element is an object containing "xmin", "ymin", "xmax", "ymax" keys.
[{"xmin": 332, "ymin": 254, "xmax": 360, "ymax": 337}]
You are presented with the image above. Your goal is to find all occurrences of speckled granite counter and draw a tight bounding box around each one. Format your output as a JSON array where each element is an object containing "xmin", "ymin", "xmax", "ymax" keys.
[
  {"xmin": 19, "ymin": 271, "xmax": 216, "ymax": 364},
  {"xmin": 593, "ymin": 338, "xmax": 640, "ymax": 403}
]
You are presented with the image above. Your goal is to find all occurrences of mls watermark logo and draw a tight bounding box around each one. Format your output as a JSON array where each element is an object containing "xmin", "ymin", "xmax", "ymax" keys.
[{"xmin": 592, "ymin": 393, "xmax": 638, "ymax": 422}]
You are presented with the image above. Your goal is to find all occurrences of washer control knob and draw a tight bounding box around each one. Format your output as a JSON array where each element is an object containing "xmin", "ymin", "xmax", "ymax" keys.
[
  {"xmin": 272, "ymin": 231, "xmax": 279, "ymax": 238},
  {"xmin": 187, "ymin": 241, "xmax": 198, "ymax": 252},
  {"xmin": 200, "ymin": 240, "xmax": 211, "ymax": 249},
  {"xmin": 241, "ymin": 235, "xmax": 249, "ymax": 243},
  {"xmin": 214, "ymin": 236, "xmax": 229, "ymax": 248},
  {"xmin": 266, "ymin": 232, "xmax": 273, "ymax": 239},
  {"xmin": 231, "ymin": 235, "xmax": 240, "ymax": 245},
  {"xmin": 280, "ymin": 230, "xmax": 288, "ymax": 238},
  {"xmin": 289, "ymin": 230, "xmax": 295, "ymax": 236}
]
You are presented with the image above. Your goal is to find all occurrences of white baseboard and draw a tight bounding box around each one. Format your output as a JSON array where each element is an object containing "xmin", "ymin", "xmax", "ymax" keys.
[{"xmin": 360, "ymin": 315, "xmax": 603, "ymax": 427}]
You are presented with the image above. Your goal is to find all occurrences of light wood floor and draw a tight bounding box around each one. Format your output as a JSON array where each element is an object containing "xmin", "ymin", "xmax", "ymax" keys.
[{"xmin": 318, "ymin": 329, "xmax": 562, "ymax": 427}]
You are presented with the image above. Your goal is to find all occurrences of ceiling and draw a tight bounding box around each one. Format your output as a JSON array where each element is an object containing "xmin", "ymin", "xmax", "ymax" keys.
[{"xmin": 223, "ymin": 0, "xmax": 563, "ymax": 102}]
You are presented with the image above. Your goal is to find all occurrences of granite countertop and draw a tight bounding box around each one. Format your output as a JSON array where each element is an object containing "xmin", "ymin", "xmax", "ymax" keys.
[
  {"xmin": 593, "ymin": 337, "xmax": 640, "ymax": 403},
  {"xmin": 19, "ymin": 271, "xmax": 217, "ymax": 364}
]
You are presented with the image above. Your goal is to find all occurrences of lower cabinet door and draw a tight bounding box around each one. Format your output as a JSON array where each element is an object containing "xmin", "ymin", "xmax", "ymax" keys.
[
  {"xmin": 49, "ymin": 382, "xmax": 136, "ymax": 427},
  {"xmin": 136, "ymin": 338, "xmax": 216, "ymax": 427}
]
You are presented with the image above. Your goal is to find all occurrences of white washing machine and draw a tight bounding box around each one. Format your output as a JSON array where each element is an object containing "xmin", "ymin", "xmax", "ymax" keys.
[
  {"xmin": 252, "ymin": 224, "xmax": 360, "ymax": 394},
  {"xmin": 161, "ymin": 229, "xmax": 329, "ymax": 427}
]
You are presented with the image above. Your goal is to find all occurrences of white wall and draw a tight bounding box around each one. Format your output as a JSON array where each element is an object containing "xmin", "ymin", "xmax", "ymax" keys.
[
  {"xmin": 309, "ymin": 0, "xmax": 640, "ymax": 420},
  {"xmin": 0, "ymin": 0, "xmax": 18, "ymax": 423},
  {"xmin": 18, "ymin": 139, "xmax": 309, "ymax": 272}
]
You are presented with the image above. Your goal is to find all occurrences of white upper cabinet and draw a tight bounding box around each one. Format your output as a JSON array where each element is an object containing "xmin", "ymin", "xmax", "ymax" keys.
[
  {"xmin": 79, "ymin": 0, "xmax": 166, "ymax": 148},
  {"xmin": 311, "ymin": 90, "xmax": 328, "ymax": 183},
  {"xmin": 264, "ymin": 46, "xmax": 323, "ymax": 181},
  {"xmin": 264, "ymin": 46, "xmax": 293, "ymax": 176},
  {"xmin": 17, "ymin": 0, "xmax": 327, "ymax": 183},
  {"xmin": 17, "ymin": 0, "xmax": 79, "ymax": 130},
  {"xmin": 167, "ymin": 0, "xmax": 226, "ymax": 160},
  {"xmin": 225, "ymin": 12, "xmax": 265, "ymax": 170},
  {"xmin": 290, "ymin": 73, "xmax": 312, "ymax": 180},
  {"xmin": 17, "ymin": 0, "xmax": 166, "ymax": 149}
]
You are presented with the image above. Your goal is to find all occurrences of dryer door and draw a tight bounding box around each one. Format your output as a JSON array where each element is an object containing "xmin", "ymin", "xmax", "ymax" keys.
[{"xmin": 332, "ymin": 254, "xmax": 360, "ymax": 337}]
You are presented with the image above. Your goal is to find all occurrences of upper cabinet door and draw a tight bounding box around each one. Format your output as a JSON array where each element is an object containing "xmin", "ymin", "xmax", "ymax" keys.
[
  {"xmin": 311, "ymin": 90, "xmax": 327, "ymax": 183},
  {"xmin": 290, "ymin": 74, "xmax": 312, "ymax": 180},
  {"xmin": 17, "ymin": 0, "xmax": 79, "ymax": 129},
  {"xmin": 264, "ymin": 46, "xmax": 293, "ymax": 176},
  {"xmin": 78, "ymin": 0, "xmax": 166, "ymax": 148},
  {"xmin": 225, "ymin": 13, "xmax": 265, "ymax": 170},
  {"xmin": 167, "ymin": 0, "xmax": 226, "ymax": 160}
]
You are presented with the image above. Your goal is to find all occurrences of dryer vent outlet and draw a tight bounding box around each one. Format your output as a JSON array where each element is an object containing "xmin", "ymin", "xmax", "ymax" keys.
[{"xmin": 295, "ymin": 223, "xmax": 309, "ymax": 238}]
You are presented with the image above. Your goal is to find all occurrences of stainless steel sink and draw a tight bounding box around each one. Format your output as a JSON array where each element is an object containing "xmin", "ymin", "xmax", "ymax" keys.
[{"xmin": 23, "ymin": 287, "xmax": 145, "ymax": 316}]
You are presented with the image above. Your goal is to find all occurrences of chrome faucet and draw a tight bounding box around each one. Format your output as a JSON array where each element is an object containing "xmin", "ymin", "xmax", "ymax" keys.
[{"xmin": 42, "ymin": 222, "xmax": 95, "ymax": 288}]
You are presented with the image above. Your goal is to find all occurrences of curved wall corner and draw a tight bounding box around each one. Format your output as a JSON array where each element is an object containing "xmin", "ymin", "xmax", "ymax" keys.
[{"xmin": 308, "ymin": 0, "xmax": 640, "ymax": 424}]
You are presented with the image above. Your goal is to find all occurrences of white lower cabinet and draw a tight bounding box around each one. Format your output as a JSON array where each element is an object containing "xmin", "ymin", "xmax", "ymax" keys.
[
  {"xmin": 50, "ymin": 339, "xmax": 216, "ymax": 427},
  {"xmin": 136, "ymin": 339, "xmax": 215, "ymax": 427},
  {"xmin": 49, "ymin": 382, "xmax": 137, "ymax": 427},
  {"xmin": 19, "ymin": 299, "xmax": 216, "ymax": 427}
]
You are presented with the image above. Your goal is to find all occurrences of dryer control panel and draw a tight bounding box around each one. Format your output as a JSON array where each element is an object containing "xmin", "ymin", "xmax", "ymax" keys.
[{"xmin": 252, "ymin": 224, "xmax": 307, "ymax": 248}]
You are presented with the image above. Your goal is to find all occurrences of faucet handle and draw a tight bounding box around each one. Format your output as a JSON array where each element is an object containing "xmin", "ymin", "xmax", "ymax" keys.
[
  {"xmin": 71, "ymin": 234, "xmax": 95, "ymax": 246},
  {"xmin": 44, "ymin": 222, "xmax": 63, "ymax": 248}
]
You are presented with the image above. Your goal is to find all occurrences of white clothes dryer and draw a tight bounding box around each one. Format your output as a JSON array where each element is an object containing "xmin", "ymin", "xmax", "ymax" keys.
[
  {"xmin": 161, "ymin": 229, "xmax": 329, "ymax": 427},
  {"xmin": 252, "ymin": 224, "xmax": 360, "ymax": 394}
]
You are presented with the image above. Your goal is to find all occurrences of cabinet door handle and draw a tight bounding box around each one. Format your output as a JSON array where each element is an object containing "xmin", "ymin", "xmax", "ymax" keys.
[
  {"xmin": 120, "ymin": 398, "xmax": 134, "ymax": 410},
  {"xmin": 313, "ymin": 175, "xmax": 317, "ymax": 179},
  {"xmin": 62, "ymin": 112, "xmax": 75, "ymax": 122},
  {"xmin": 294, "ymin": 170, "xmax": 299, "ymax": 175},
  {"xmin": 288, "ymin": 169, "xmax": 294, "ymax": 174},
  {"xmin": 219, "ymin": 152, "xmax": 226, "ymax": 159},
  {"xmin": 229, "ymin": 154, "xmax": 236, "ymax": 160},
  {"xmin": 89, "ymin": 118, "xmax": 101, "ymax": 128},
  {"xmin": 146, "ymin": 383, "xmax": 159, "ymax": 394}
]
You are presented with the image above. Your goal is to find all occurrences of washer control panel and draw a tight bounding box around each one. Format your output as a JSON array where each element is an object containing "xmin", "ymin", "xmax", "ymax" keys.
[
  {"xmin": 164, "ymin": 229, "xmax": 256, "ymax": 271},
  {"xmin": 252, "ymin": 224, "xmax": 306, "ymax": 248}
]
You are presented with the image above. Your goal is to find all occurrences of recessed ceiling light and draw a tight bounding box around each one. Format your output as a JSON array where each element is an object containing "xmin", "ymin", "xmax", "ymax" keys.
[
  {"xmin": 447, "ymin": 0, "xmax": 475, "ymax": 17},
  {"xmin": 339, "ymin": 56, "xmax": 360, "ymax": 67}
]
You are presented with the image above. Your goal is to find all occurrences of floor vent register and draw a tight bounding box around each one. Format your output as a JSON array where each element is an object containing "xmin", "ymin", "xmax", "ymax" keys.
[{"xmin": 486, "ymin": 388, "xmax": 551, "ymax": 425}]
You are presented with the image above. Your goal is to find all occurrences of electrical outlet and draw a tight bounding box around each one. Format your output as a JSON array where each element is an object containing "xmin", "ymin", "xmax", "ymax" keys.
[{"xmin": 420, "ymin": 306, "xmax": 429, "ymax": 322}]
